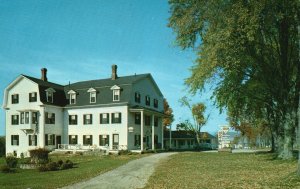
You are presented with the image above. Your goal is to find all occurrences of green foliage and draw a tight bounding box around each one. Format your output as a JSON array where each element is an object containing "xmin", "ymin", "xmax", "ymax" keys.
[
  {"xmin": 29, "ymin": 148, "xmax": 50, "ymax": 164},
  {"xmin": 38, "ymin": 164, "xmax": 48, "ymax": 172},
  {"xmin": 61, "ymin": 160, "xmax": 73, "ymax": 170},
  {"xmin": 5, "ymin": 155, "xmax": 18, "ymax": 168},
  {"xmin": 168, "ymin": 0, "xmax": 300, "ymax": 160},
  {"xmin": 0, "ymin": 165, "xmax": 12, "ymax": 173},
  {"xmin": 47, "ymin": 162, "xmax": 59, "ymax": 171},
  {"xmin": 0, "ymin": 136, "xmax": 5, "ymax": 157}
]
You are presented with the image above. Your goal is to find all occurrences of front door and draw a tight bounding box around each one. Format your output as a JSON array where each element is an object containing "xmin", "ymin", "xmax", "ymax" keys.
[
  {"xmin": 113, "ymin": 134, "xmax": 119, "ymax": 150},
  {"xmin": 56, "ymin": 135, "xmax": 61, "ymax": 149}
]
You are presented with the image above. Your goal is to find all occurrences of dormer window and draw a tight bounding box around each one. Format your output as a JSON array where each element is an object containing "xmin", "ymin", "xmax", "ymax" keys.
[
  {"xmin": 87, "ymin": 88, "xmax": 97, "ymax": 103},
  {"xmin": 135, "ymin": 92, "xmax": 141, "ymax": 103},
  {"xmin": 111, "ymin": 85, "xmax": 120, "ymax": 102},
  {"xmin": 145, "ymin": 95, "xmax": 150, "ymax": 106},
  {"xmin": 68, "ymin": 90, "xmax": 76, "ymax": 104},
  {"xmin": 45, "ymin": 88, "xmax": 55, "ymax": 103}
]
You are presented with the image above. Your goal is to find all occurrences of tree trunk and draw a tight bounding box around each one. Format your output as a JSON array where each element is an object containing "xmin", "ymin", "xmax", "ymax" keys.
[{"xmin": 278, "ymin": 112, "xmax": 295, "ymax": 160}]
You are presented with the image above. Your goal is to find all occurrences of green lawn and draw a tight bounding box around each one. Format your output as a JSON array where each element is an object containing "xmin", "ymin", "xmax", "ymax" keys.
[
  {"xmin": 0, "ymin": 154, "xmax": 142, "ymax": 189},
  {"xmin": 145, "ymin": 152, "xmax": 300, "ymax": 189}
]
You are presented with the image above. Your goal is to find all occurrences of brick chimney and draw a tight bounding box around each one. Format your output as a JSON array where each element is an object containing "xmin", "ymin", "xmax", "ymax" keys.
[
  {"xmin": 41, "ymin": 68, "xmax": 48, "ymax": 82},
  {"xmin": 111, "ymin": 64, "xmax": 118, "ymax": 80}
]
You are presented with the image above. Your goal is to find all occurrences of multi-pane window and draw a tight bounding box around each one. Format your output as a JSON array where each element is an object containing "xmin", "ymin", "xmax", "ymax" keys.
[
  {"xmin": 83, "ymin": 135, "xmax": 93, "ymax": 146},
  {"xmin": 69, "ymin": 135, "xmax": 78, "ymax": 145},
  {"xmin": 83, "ymin": 114, "xmax": 92, "ymax": 124},
  {"xmin": 154, "ymin": 116, "xmax": 159, "ymax": 127},
  {"xmin": 11, "ymin": 135, "xmax": 19, "ymax": 146},
  {"xmin": 25, "ymin": 112, "xmax": 29, "ymax": 124},
  {"xmin": 113, "ymin": 90, "xmax": 120, "ymax": 101},
  {"xmin": 45, "ymin": 134, "xmax": 55, "ymax": 146},
  {"xmin": 135, "ymin": 113, "xmax": 141, "ymax": 125},
  {"xmin": 99, "ymin": 135, "xmax": 109, "ymax": 146},
  {"xmin": 135, "ymin": 92, "xmax": 141, "ymax": 103},
  {"xmin": 154, "ymin": 99, "xmax": 158, "ymax": 108},
  {"xmin": 70, "ymin": 93, "xmax": 76, "ymax": 104},
  {"xmin": 100, "ymin": 113, "xmax": 109, "ymax": 124},
  {"xmin": 145, "ymin": 115, "xmax": 151, "ymax": 126},
  {"xmin": 69, "ymin": 115, "xmax": 78, "ymax": 125},
  {"xmin": 45, "ymin": 112, "xmax": 55, "ymax": 124},
  {"xmin": 28, "ymin": 135, "xmax": 37, "ymax": 146},
  {"xmin": 21, "ymin": 112, "xmax": 25, "ymax": 124},
  {"xmin": 145, "ymin": 96, "xmax": 150, "ymax": 106},
  {"xmin": 46, "ymin": 91, "xmax": 53, "ymax": 103},
  {"xmin": 32, "ymin": 112, "xmax": 38, "ymax": 124},
  {"xmin": 111, "ymin": 112, "xmax": 121, "ymax": 124},
  {"xmin": 11, "ymin": 115, "xmax": 19, "ymax": 125},
  {"xmin": 11, "ymin": 94, "xmax": 19, "ymax": 104},
  {"xmin": 134, "ymin": 135, "xmax": 141, "ymax": 146},
  {"xmin": 90, "ymin": 92, "xmax": 96, "ymax": 103},
  {"xmin": 29, "ymin": 92, "xmax": 37, "ymax": 102}
]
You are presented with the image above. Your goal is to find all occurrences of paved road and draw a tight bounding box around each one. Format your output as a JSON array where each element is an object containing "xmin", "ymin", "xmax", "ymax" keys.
[{"xmin": 61, "ymin": 152, "xmax": 177, "ymax": 189}]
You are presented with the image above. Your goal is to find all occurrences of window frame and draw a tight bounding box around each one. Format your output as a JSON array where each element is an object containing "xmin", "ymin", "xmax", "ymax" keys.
[
  {"xmin": 111, "ymin": 112, "xmax": 121, "ymax": 124},
  {"xmin": 90, "ymin": 91, "xmax": 96, "ymax": 103},
  {"xmin": 145, "ymin": 115, "xmax": 151, "ymax": 126},
  {"xmin": 46, "ymin": 91, "xmax": 53, "ymax": 103},
  {"xmin": 29, "ymin": 92, "xmax": 37, "ymax": 102},
  {"xmin": 154, "ymin": 99, "xmax": 158, "ymax": 108},
  {"xmin": 28, "ymin": 135, "xmax": 37, "ymax": 146},
  {"xmin": 45, "ymin": 112, "xmax": 55, "ymax": 124},
  {"xmin": 135, "ymin": 113, "xmax": 141, "ymax": 125},
  {"xmin": 145, "ymin": 95, "xmax": 150, "ymax": 106},
  {"xmin": 69, "ymin": 115, "xmax": 78, "ymax": 125},
  {"xmin": 100, "ymin": 113, "xmax": 110, "ymax": 124},
  {"xmin": 83, "ymin": 114, "xmax": 93, "ymax": 125},
  {"xmin": 69, "ymin": 135, "xmax": 78, "ymax": 145},
  {"xmin": 11, "ymin": 115, "xmax": 19, "ymax": 125},
  {"xmin": 99, "ymin": 135, "xmax": 109, "ymax": 146},
  {"xmin": 113, "ymin": 90, "xmax": 120, "ymax": 101},
  {"xmin": 83, "ymin": 135, "xmax": 93, "ymax": 146},
  {"xmin": 135, "ymin": 92, "xmax": 141, "ymax": 103},
  {"xmin": 11, "ymin": 94, "xmax": 19, "ymax": 104},
  {"xmin": 11, "ymin": 135, "xmax": 19, "ymax": 146}
]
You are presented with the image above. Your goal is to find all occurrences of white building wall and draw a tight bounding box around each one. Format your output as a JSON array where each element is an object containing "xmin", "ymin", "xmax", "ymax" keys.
[
  {"xmin": 5, "ymin": 77, "xmax": 42, "ymax": 157},
  {"xmin": 65, "ymin": 105, "xmax": 128, "ymax": 150}
]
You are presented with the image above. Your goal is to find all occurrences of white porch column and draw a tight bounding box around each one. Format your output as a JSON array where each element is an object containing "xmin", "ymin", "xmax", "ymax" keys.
[
  {"xmin": 39, "ymin": 107, "xmax": 45, "ymax": 148},
  {"xmin": 140, "ymin": 111, "xmax": 144, "ymax": 151},
  {"xmin": 151, "ymin": 115, "xmax": 155, "ymax": 150}
]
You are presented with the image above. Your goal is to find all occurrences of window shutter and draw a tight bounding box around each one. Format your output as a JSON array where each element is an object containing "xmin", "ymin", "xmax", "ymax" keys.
[
  {"xmin": 35, "ymin": 135, "xmax": 37, "ymax": 146},
  {"xmin": 52, "ymin": 134, "xmax": 55, "ymax": 145},
  {"xmin": 45, "ymin": 134, "xmax": 48, "ymax": 146},
  {"xmin": 11, "ymin": 136, "xmax": 13, "ymax": 145},
  {"xmin": 29, "ymin": 135, "xmax": 32, "ymax": 146},
  {"xmin": 119, "ymin": 113, "xmax": 121, "ymax": 123},
  {"xmin": 17, "ymin": 136, "xmax": 19, "ymax": 145}
]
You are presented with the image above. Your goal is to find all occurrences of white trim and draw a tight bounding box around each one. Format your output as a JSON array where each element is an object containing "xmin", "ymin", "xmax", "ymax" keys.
[
  {"xmin": 110, "ymin": 85, "xmax": 120, "ymax": 90},
  {"xmin": 67, "ymin": 90, "xmax": 76, "ymax": 94},
  {"xmin": 87, "ymin": 88, "xmax": 96, "ymax": 93}
]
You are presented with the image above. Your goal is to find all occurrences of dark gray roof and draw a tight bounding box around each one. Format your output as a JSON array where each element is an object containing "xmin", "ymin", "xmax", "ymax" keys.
[
  {"xmin": 22, "ymin": 75, "xmax": 68, "ymax": 106},
  {"xmin": 22, "ymin": 73, "xmax": 153, "ymax": 107}
]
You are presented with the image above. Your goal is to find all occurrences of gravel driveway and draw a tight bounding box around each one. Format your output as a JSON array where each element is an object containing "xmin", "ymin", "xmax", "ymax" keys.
[{"xmin": 61, "ymin": 152, "xmax": 177, "ymax": 189}]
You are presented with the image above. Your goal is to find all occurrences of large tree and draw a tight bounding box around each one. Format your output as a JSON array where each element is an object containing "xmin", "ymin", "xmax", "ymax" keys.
[{"xmin": 168, "ymin": 0, "xmax": 300, "ymax": 160}]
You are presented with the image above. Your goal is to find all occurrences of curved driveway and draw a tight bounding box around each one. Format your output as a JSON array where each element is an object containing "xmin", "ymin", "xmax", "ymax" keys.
[{"xmin": 62, "ymin": 152, "xmax": 177, "ymax": 189}]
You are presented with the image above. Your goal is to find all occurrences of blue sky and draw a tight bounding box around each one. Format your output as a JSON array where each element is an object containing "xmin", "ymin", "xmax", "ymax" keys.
[{"xmin": 0, "ymin": 0, "xmax": 227, "ymax": 136}]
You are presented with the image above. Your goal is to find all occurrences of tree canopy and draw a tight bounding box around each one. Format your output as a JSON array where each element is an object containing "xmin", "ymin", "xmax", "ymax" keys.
[{"xmin": 169, "ymin": 0, "xmax": 300, "ymax": 160}]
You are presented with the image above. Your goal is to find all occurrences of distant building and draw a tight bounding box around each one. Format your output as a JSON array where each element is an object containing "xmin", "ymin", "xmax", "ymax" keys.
[
  {"xmin": 3, "ymin": 65, "xmax": 165, "ymax": 157},
  {"xmin": 164, "ymin": 131, "xmax": 217, "ymax": 150}
]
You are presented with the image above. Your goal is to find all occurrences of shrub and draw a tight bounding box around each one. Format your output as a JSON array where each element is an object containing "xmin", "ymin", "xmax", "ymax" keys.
[
  {"xmin": 57, "ymin": 160, "xmax": 64, "ymax": 166},
  {"xmin": 38, "ymin": 164, "xmax": 48, "ymax": 172},
  {"xmin": 61, "ymin": 160, "xmax": 73, "ymax": 170},
  {"xmin": 29, "ymin": 148, "xmax": 50, "ymax": 164},
  {"xmin": 0, "ymin": 165, "xmax": 11, "ymax": 173},
  {"xmin": 5, "ymin": 155, "xmax": 18, "ymax": 168},
  {"xmin": 0, "ymin": 136, "xmax": 5, "ymax": 157},
  {"xmin": 47, "ymin": 162, "xmax": 59, "ymax": 171}
]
